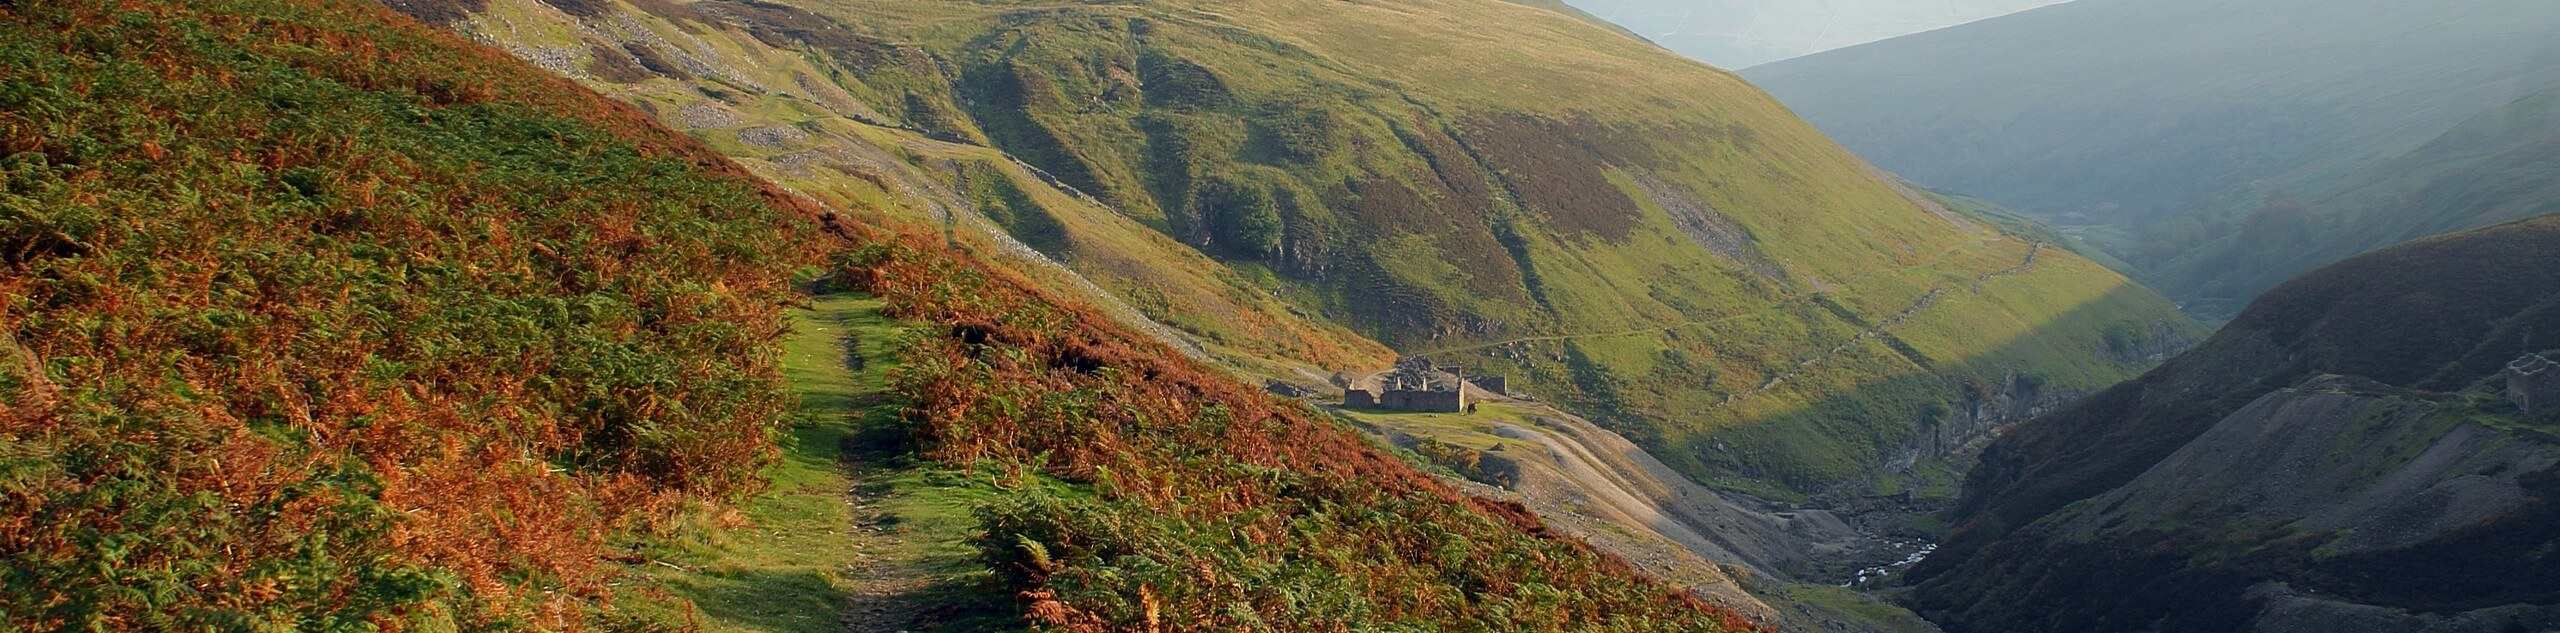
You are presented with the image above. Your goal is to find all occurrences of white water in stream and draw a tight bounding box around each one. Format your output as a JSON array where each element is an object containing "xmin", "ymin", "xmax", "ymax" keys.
[{"xmin": 1846, "ymin": 541, "xmax": 1937, "ymax": 587}]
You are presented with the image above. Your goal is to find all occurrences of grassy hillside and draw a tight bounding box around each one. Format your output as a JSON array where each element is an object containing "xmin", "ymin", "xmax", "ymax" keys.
[
  {"xmin": 0, "ymin": 0, "xmax": 815, "ymax": 626},
  {"xmin": 0, "ymin": 0, "xmax": 1764, "ymax": 628},
  {"xmin": 1909, "ymin": 215, "xmax": 2560, "ymax": 632},
  {"xmin": 413, "ymin": 0, "xmax": 2199, "ymax": 502},
  {"xmin": 1745, "ymin": 0, "xmax": 2560, "ymax": 314}
]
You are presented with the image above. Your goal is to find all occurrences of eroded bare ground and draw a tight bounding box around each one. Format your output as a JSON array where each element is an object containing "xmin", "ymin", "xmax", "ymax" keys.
[
  {"xmin": 836, "ymin": 398, "xmax": 1019, "ymax": 633},
  {"xmin": 841, "ymin": 456, "xmax": 933, "ymax": 633}
]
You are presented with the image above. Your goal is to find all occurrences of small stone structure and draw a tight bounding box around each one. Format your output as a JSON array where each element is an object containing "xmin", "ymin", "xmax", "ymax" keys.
[
  {"xmin": 1375, "ymin": 385, "xmax": 1466, "ymax": 412},
  {"xmin": 1342, "ymin": 359, "xmax": 1500, "ymax": 413},
  {"xmin": 2510, "ymin": 353, "xmax": 2559, "ymax": 417}
]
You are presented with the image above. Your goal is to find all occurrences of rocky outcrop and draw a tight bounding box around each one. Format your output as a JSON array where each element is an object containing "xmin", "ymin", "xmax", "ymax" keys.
[
  {"xmin": 2104, "ymin": 319, "xmax": 2196, "ymax": 365},
  {"xmin": 1884, "ymin": 371, "xmax": 2071, "ymax": 474},
  {"xmin": 1633, "ymin": 174, "xmax": 1789, "ymax": 282}
]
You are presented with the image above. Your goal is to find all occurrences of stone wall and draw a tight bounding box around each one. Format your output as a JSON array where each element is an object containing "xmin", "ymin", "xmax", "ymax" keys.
[
  {"xmin": 1347, "ymin": 389, "xmax": 1379, "ymax": 409},
  {"xmin": 1381, "ymin": 389, "xmax": 1466, "ymax": 413}
]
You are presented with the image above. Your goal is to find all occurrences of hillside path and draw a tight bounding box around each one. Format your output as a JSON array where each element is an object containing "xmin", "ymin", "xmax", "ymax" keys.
[
  {"xmin": 611, "ymin": 294, "xmax": 1006, "ymax": 632},
  {"xmin": 807, "ymin": 297, "xmax": 940, "ymax": 633}
]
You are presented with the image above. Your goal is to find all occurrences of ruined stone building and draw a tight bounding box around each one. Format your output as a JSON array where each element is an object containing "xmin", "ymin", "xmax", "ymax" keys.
[
  {"xmin": 2510, "ymin": 353, "xmax": 2558, "ymax": 417},
  {"xmin": 1342, "ymin": 360, "xmax": 1504, "ymax": 413}
]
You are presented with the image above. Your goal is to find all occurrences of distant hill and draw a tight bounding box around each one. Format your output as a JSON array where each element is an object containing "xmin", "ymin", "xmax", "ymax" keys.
[
  {"xmin": 1745, "ymin": 0, "xmax": 2560, "ymax": 313},
  {"xmin": 2155, "ymin": 85, "xmax": 2560, "ymax": 314},
  {"xmin": 1561, "ymin": 0, "xmax": 2066, "ymax": 69},
  {"xmin": 1907, "ymin": 215, "xmax": 2560, "ymax": 632}
]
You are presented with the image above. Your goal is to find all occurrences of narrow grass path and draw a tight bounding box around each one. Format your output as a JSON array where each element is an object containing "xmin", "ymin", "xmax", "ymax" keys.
[{"xmin": 614, "ymin": 293, "xmax": 1014, "ymax": 632}]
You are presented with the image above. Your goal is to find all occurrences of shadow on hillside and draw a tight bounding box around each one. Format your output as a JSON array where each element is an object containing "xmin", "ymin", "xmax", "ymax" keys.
[
  {"xmin": 659, "ymin": 569, "xmax": 849, "ymax": 630},
  {"xmin": 1675, "ymin": 281, "xmax": 2200, "ymax": 506},
  {"xmin": 661, "ymin": 566, "xmax": 1014, "ymax": 633}
]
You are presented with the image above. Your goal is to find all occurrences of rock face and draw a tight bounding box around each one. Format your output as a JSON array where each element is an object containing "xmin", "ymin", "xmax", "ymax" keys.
[
  {"xmin": 1908, "ymin": 216, "xmax": 2560, "ymax": 633},
  {"xmin": 1885, "ymin": 370, "xmax": 2071, "ymax": 474}
]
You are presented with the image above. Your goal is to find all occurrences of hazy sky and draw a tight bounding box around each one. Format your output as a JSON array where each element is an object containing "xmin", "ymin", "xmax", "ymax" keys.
[{"xmin": 1565, "ymin": 0, "xmax": 2070, "ymax": 69}]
